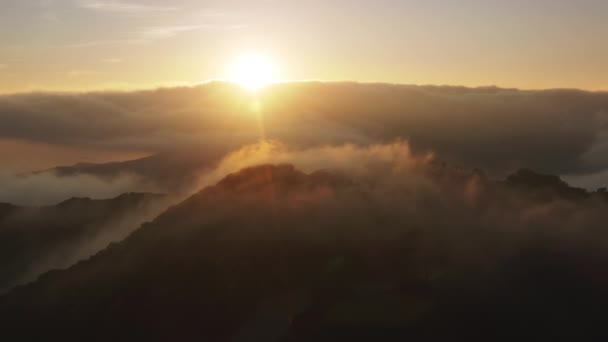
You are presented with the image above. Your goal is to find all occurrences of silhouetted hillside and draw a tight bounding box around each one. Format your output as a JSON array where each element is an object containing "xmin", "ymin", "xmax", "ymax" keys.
[
  {"xmin": 0, "ymin": 202, "xmax": 17, "ymax": 219},
  {"xmin": 42, "ymin": 148, "xmax": 227, "ymax": 194},
  {"xmin": 0, "ymin": 193, "xmax": 170, "ymax": 293},
  {"xmin": 506, "ymin": 168, "xmax": 589, "ymax": 200},
  {"xmin": 1, "ymin": 164, "xmax": 607, "ymax": 341}
]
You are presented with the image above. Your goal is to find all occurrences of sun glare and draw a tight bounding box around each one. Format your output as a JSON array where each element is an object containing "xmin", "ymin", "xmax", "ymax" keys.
[{"xmin": 229, "ymin": 54, "xmax": 277, "ymax": 91}]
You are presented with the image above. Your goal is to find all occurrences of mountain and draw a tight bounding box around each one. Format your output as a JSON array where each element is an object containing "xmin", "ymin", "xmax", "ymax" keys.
[
  {"xmin": 1, "ymin": 164, "xmax": 608, "ymax": 341},
  {"xmin": 506, "ymin": 168, "xmax": 589, "ymax": 200},
  {"xmin": 0, "ymin": 192, "xmax": 171, "ymax": 293},
  {"xmin": 0, "ymin": 202, "xmax": 17, "ymax": 219},
  {"xmin": 41, "ymin": 147, "xmax": 228, "ymax": 194}
]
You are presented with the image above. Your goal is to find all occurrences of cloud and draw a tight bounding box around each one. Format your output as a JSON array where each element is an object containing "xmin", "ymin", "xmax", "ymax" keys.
[
  {"xmin": 65, "ymin": 24, "xmax": 245, "ymax": 48},
  {"xmin": 67, "ymin": 69, "xmax": 102, "ymax": 78},
  {"xmin": 79, "ymin": 1, "xmax": 179, "ymax": 14},
  {"xmin": 196, "ymin": 140, "xmax": 431, "ymax": 191},
  {"xmin": 100, "ymin": 58, "xmax": 124, "ymax": 63},
  {"xmin": 1, "ymin": 83, "xmax": 607, "ymax": 187},
  {"xmin": 41, "ymin": 10, "xmax": 60, "ymax": 22},
  {"xmin": 65, "ymin": 39, "xmax": 148, "ymax": 48},
  {"xmin": 564, "ymin": 169, "xmax": 608, "ymax": 190},
  {"xmin": 138, "ymin": 24, "xmax": 242, "ymax": 39}
]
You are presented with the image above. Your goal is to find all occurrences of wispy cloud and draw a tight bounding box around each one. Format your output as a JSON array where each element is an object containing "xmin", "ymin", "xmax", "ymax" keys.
[
  {"xmin": 79, "ymin": 1, "xmax": 178, "ymax": 14},
  {"xmin": 67, "ymin": 70, "xmax": 102, "ymax": 78},
  {"xmin": 65, "ymin": 39, "xmax": 147, "ymax": 48},
  {"xmin": 41, "ymin": 11, "xmax": 60, "ymax": 22},
  {"xmin": 100, "ymin": 58, "xmax": 124, "ymax": 64},
  {"xmin": 64, "ymin": 23, "xmax": 244, "ymax": 48},
  {"xmin": 139, "ymin": 24, "xmax": 245, "ymax": 40}
]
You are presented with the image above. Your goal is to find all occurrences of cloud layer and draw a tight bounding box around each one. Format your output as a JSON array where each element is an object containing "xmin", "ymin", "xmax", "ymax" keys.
[{"xmin": 2, "ymin": 83, "xmax": 608, "ymax": 191}]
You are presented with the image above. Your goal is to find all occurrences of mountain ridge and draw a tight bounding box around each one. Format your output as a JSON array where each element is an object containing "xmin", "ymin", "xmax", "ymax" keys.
[
  {"xmin": 0, "ymin": 192, "xmax": 171, "ymax": 293},
  {"xmin": 1, "ymin": 164, "xmax": 607, "ymax": 340}
]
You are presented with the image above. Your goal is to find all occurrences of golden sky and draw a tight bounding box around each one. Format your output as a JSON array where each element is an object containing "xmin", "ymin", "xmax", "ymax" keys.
[{"xmin": 1, "ymin": 0, "xmax": 607, "ymax": 93}]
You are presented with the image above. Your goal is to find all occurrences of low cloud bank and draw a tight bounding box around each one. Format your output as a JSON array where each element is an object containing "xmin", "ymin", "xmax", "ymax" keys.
[
  {"xmin": 1, "ymin": 83, "xmax": 608, "ymax": 186},
  {"xmin": 196, "ymin": 140, "xmax": 432, "ymax": 189}
]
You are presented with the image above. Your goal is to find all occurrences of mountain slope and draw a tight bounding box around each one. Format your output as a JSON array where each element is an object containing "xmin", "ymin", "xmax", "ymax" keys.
[
  {"xmin": 0, "ymin": 192, "xmax": 171, "ymax": 293},
  {"xmin": 1, "ymin": 164, "xmax": 608, "ymax": 341},
  {"xmin": 41, "ymin": 147, "xmax": 227, "ymax": 194}
]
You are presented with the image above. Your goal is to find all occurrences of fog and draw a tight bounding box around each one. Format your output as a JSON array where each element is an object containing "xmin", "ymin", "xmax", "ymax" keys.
[
  {"xmin": 1, "ymin": 83, "xmax": 608, "ymax": 190},
  {"xmin": 0, "ymin": 171, "xmax": 144, "ymax": 206},
  {"xmin": 2, "ymin": 140, "xmax": 608, "ymax": 339}
]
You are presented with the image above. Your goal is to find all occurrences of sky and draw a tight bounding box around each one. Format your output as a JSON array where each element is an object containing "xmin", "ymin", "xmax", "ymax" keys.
[{"xmin": 1, "ymin": 0, "xmax": 608, "ymax": 93}]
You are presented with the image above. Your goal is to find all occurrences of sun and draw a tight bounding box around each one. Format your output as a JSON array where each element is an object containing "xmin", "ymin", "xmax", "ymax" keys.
[{"xmin": 229, "ymin": 54, "xmax": 277, "ymax": 91}]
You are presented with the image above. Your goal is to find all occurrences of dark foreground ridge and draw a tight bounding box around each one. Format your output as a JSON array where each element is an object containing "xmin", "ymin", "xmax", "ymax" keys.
[
  {"xmin": 1, "ymin": 164, "xmax": 607, "ymax": 341},
  {"xmin": 0, "ymin": 193, "xmax": 169, "ymax": 293}
]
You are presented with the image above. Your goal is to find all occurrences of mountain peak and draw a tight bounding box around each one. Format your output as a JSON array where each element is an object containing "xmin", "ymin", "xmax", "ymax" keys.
[
  {"xmin": 507, "ymin": 169, "xmax": 568, "ymax": 188},
  {"xmin": 506, "ymin": 168, "xmax": 588, "ymax": 200},
  {"xmin": 214, "ymin": 164, "xmax": 353, "ymax": 194}
]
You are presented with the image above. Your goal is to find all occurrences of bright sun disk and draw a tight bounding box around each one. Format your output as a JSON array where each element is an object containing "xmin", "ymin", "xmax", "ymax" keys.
[{"xmin": 229, "ymin": 54, "xmax": 277, "ymax": 91}]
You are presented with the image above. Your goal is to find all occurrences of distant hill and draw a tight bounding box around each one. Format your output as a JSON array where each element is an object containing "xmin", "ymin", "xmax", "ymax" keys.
[
  {"xmin": 1, "ymin": 164, "xmax": 607, "ymax": 341},
  {"xmin": 505, "ymin": 168, "xmax": 588, "ymax": 199},
  {"xmin": 0, "ymin": 202, "xmax": 17, "ymax": 219},
  {"xmin": 0, "ymin": 192, "xmax": 171, "ymax": 293},
  {"xmin": 40, "ymin": 147, "xmax": 227, "ymax": 194}
]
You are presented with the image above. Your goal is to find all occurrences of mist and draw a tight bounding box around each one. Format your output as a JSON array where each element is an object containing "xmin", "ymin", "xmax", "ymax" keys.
[
  {"xmin": 2, "ymin": 83, "xmax": 608, "ymax": 188},
  {"xmin": 2, "ymin": 139, "xmax": 608, "ymax": 339},
  {"xmin": 0, "ymin": 171, "xmax": 145, "ymax": 206},
  {"xmin": 0, "ymin": 192, "xmax": 174, "ymax": 293}
]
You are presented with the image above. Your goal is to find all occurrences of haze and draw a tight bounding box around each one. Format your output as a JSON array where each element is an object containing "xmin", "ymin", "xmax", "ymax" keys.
[
  {"xmin": 2, "ymin": 1, "xmax": 608, "ymax": 341},
  {"xmin": 1, "ymin": 0, "xmax": 608, "ymax": 93}
]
